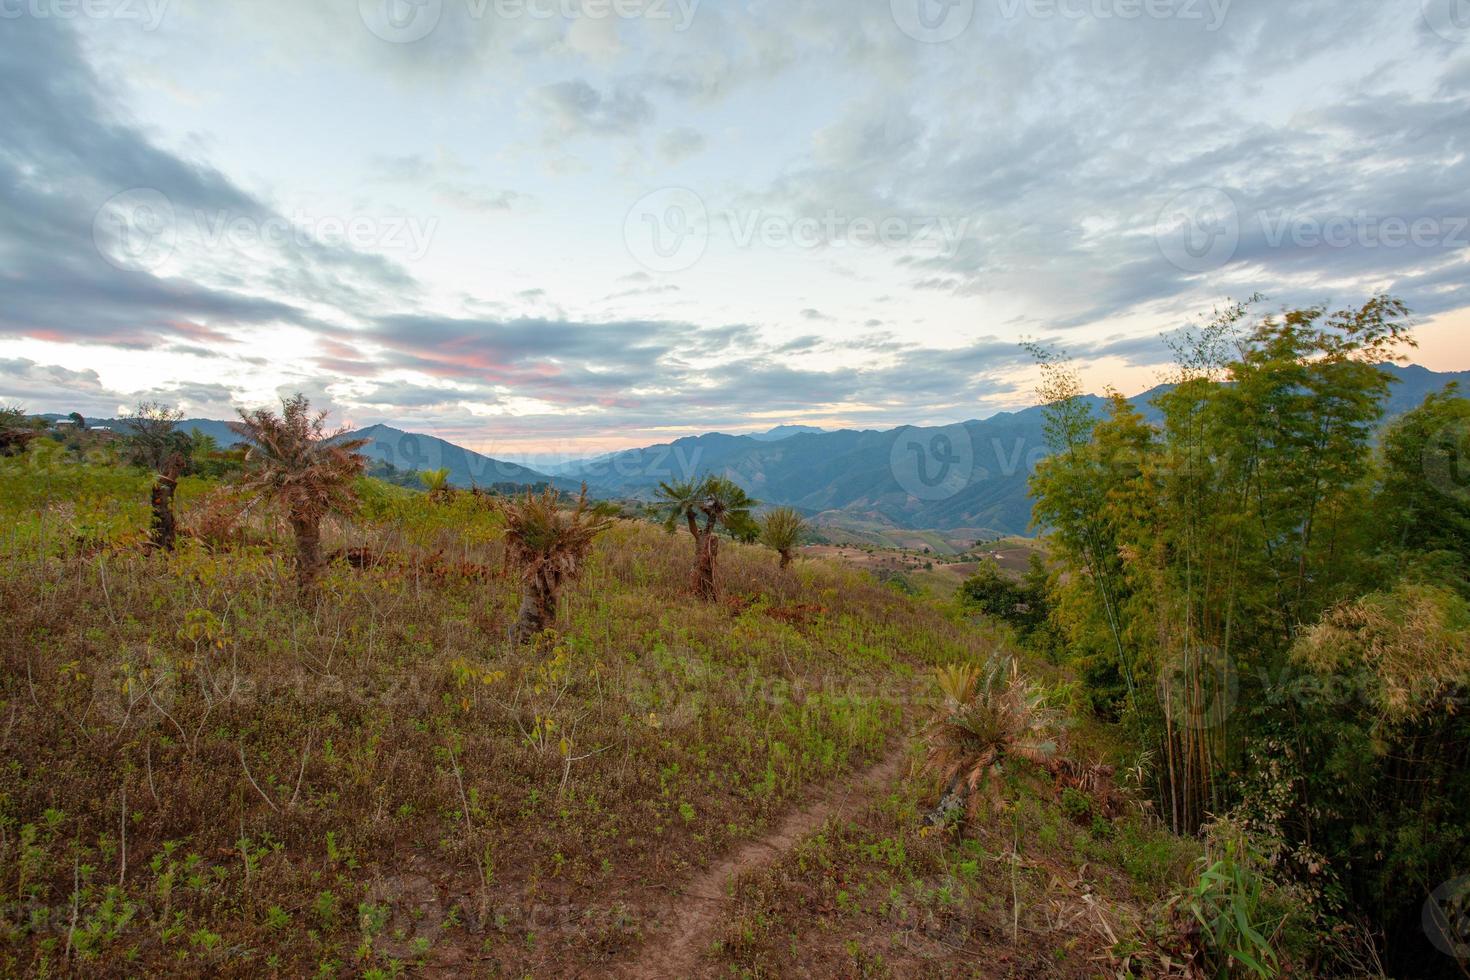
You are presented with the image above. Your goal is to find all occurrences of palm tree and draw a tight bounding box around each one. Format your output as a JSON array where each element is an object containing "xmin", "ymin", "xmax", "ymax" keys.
[
  {"xmin": 656, "ymin": 475, "xmax": 756, "ymax": 600},
  {"xmin": 924, "ymin": 657, "xmax": 1057, "ymax": 824},
  {"xmin": 122, "ymin": 402, "xmax": 190, "ymax": 551},
  {"xmin": 230, "ymin": 394, "xmax": 368, "ymax": 590},
  {"xmin": 419, "ymin": 467, "xmax": 452, "ymax": 502},
  {"xmin": 759, "ymin": 507, "xmax": 807, "ymax": 569},
  {"xmin": 503, "ymin": 484, "xmax": 611, "ymax": 643}
]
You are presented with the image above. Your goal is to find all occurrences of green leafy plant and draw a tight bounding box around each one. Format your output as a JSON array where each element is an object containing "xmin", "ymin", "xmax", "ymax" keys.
[
  {"xmin": 758, "ymin": 507, "xmax": 807, "ymax": 569},
  {"xmin": 924, "ymin": 657, "xmax": 1057, "ymax": 822},
  {"xmin": 656, "ymin": 475, "xmax": 757, "ymax": 600},
  {"xmin": 1179, "ymin": 827, "xmax": 1283, "ymax": 978}
]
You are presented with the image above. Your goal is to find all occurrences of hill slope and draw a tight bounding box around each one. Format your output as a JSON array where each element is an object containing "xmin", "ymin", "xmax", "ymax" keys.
[
  {"xmin": 553, "ymin": 363, "xmax": 1469, "ymax": 535},
  {"xmin": 348, "ymin": 423, "xmax": 579, "ymax": 492},
  {"xmin": 0, "ymin": 457, "xmax": 1201, "ymax": 976}
]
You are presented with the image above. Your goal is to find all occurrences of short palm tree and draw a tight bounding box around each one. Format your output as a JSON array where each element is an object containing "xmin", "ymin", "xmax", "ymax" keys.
[
  {"xmin": 122, "ymin": 402, "xmax": 190, "ymax": 551},
  {"xmin": 759, "ymin": 507, "xmax": 807, "ymax": 569},
  {"xmin": 925, "ymin": 657, "xmax": 1057, "ymax": 823},
  {"xmin": 503, "ymin": 484, "xmax": 611, "ymax": 643},
  {"xmin": 419, "ymin": 467, "xmax": 452, "ymax": 502},
  {"xmin": 657, "ymin": 475, "xmax": 756, "ymax": 600},
  {"xmin": 230, "ymin": 394, "xmax": 368, "ymax": 590}
]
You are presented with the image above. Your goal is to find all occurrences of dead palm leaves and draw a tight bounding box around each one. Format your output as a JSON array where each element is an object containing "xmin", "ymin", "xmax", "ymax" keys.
[
  {"xmin": 502, "ymin": 484, "xmax": 612, "ymax": 644},
  {"xmin": 925, "ymin": 656, "xmax": 1058, "ymax": 823}
]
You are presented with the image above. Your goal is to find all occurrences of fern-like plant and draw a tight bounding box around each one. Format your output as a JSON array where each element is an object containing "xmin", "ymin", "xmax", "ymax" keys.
[
  {"xmin": 925, "ymin": 656, "xmax": 1057, "ymax": 822},
  {"xmin": 503, "ymin": 484, "xmax": 611, "ymax": 644},
  {"xmin": 759, "ymin": 507, "xmax": 807, "ymax": 569},
  {"xmin": 230, "ymin": 394, "xmax": 368, "ymax": 590},
  {"xmin": 656, "ymin": 475, "xmax": 756, "ymax": 600},
  {"xmin": 419, "ymin": 468, "xmax": 452, "ymax": 502}
]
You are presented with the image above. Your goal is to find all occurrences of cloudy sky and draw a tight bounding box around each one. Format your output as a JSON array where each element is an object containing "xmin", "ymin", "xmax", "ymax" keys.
[{"xmin": 2, "ymin": 0, "xmax": 1469, "ymax": 458}]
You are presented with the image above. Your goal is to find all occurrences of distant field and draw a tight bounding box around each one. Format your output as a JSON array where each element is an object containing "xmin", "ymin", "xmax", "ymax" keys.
[{"xmin": 803, "ymin": 534, "xmax": 1045, "ymax": 601}]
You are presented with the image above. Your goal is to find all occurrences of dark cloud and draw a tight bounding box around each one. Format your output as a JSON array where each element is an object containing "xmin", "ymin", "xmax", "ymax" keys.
[{"xmin": 0, "ymin": 16, "xmax": 419, "ymax": 350}]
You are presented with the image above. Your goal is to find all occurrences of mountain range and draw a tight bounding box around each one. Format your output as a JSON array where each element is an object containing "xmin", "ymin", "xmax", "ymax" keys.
[{"xmin": 49, "ymin": 364, "xmax": 1468, "ymax": 537}]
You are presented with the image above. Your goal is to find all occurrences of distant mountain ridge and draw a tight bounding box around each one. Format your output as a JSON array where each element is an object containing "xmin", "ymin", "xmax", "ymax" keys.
[
  {"xmin": 45, "ymin": 415, "xmax": 576, "ymax": 493},
  {"xmin": 39, "ymin": 364, "xmax": 1467, "ymax": 533},
  {"xmin": 347, "ymin": 424, "xmax": 581, "ymax": 492},
  {"xmin": 536, "ymin": 363, "xmax": 1470, "ymax": 535}
]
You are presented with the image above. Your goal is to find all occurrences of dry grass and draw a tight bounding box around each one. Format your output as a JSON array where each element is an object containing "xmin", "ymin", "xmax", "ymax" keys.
[
  {"xmin": 1293, "ymin": 582, "xmax": 1470, "ymax": 722},
  {"xmin": 0, "ymin": 459, "xmax": 999, "ymax": 976},
  {"xmin": 709, "ymin": 753, "xmax": 1197, "ymax": 978}
]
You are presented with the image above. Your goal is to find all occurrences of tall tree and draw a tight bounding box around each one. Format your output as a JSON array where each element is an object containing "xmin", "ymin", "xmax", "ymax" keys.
[
  {"xmin": 121, "ymin": 401, "xmax": 188, "ymax": 471},
  {"xmin": 657, "ymin": 475, "xmax": 756, "ymax": 600},
  {"xmin": 230, "ymin": 395, "xmax": 369, "ymax": 591},
  {"xmin": 1029, "ymin": 296, "xmax": 1415, "ymax": 832},
  {"xmin": 0, "ymin": 405, "xmax": 38, "ymax": 457},
  {"xmin": 1377, "ymin": 384, "xmax": 1470, "ymax": 587}
]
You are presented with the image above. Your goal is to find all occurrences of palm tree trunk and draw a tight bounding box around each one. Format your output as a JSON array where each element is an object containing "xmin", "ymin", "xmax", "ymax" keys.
[
  {"xmin": 291, "ymin": 512, "xmax": 323, "ymax": 590},
  {"xmin": 148, "ymin": 474, "xmax": 179, "ymax": 551},
  {"xmin": 779, "ymin": 548, "xmax": 792, "ymax": 570},
  {"xmin": 694, "ymin": 529, "xmax": 719, "ymax": 600},
  {"xmin": 513, "ymin": 574, "xmax": 557, "ymax": 644}
]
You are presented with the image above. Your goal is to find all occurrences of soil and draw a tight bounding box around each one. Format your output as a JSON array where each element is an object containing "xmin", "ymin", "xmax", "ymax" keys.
[{"xmin": 611, "ymin": 742, "xmax": 912, "ymax": 978}]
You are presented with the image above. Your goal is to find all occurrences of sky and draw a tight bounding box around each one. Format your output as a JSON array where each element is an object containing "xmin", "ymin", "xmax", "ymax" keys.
[{"xmin": 1, "ymin": 0, "xmax": 1469, "ymax": 461}]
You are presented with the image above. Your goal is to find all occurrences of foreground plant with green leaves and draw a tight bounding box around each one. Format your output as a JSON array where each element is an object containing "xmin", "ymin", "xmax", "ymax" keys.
[
  {"xmin": 657, "ymin": 474, "xmax": 757, "ymax": 600},
  {"xmin": 230, "ymin": 394, "xmax": 369, "ymax": 591},
  {"xmin": 924, "ymin": 658, "xmax": 1057, "ymax": 822}
]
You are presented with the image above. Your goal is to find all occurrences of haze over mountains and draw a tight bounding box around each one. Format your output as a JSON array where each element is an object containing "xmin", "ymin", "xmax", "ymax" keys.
[{"xmin": 62, "ymin": 364, "xmax": 1469, "ymax": 537}]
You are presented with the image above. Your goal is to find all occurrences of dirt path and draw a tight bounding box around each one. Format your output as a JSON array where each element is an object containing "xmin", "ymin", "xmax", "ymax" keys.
[{"xmin": 614, "ymin": 741, "xmax": 912, "ymax": 979}]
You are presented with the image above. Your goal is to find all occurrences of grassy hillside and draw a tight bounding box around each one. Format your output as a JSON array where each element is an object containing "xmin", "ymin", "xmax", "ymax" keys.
[{"xmin": 0, "ymin": 456, "xmax": 1199, "ymax": 976}]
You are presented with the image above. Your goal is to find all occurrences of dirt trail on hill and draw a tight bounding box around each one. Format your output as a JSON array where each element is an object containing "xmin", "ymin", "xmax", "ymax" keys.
[{"xmin": 614, "ymin": 742, "xmax": 911, "ymax": 979}]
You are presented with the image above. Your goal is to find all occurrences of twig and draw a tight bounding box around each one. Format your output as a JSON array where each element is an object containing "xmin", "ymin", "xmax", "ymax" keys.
[
  {"xmin": 65, "ymin": 854, "xmax": 79, "ymax": 960},
  {"xmin": 96, "ymin": 556, "xmax": 118, "ymax": 627},
  {"xmin": 146, "ymin": 688, "xmax": 188, "ymax": 745},
  {"xmin": 237, "ymin": 746, "xmax": 280, "ymax": 813},
  {"xmin": 144, "ymin": 743, "xmax": 159, "ymax": 804},
  {"xmin": 289, "ymin": 731, "xmax": 313, "ymax": 807},
  {"xmin": 119, "ymin": 777, "xmax": 127, "ymax": 886}
]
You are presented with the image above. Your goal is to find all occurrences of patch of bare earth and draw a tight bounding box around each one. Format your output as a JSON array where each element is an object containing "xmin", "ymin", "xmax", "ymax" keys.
[{"xmin": 610, "ymin": 742, "xmax": 912, "ymax": 979}]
